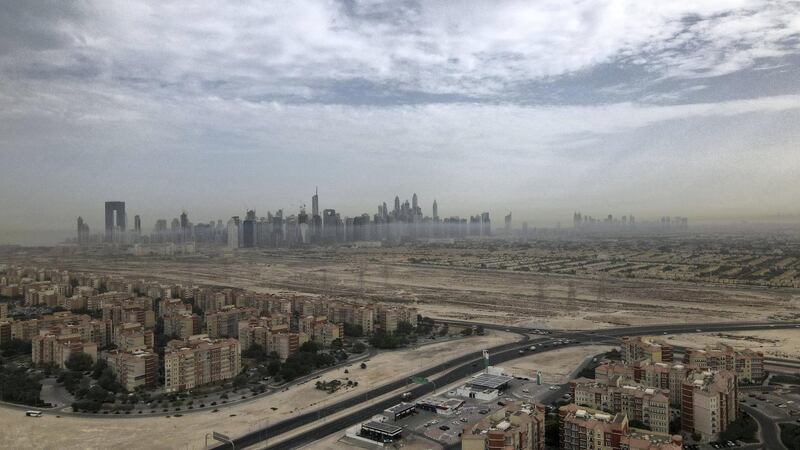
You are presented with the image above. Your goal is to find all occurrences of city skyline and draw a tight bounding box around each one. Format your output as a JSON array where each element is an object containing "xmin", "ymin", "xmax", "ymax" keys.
[{"xmin": 2, "ymin": 1, "xmax": 800, "ymax": 241}]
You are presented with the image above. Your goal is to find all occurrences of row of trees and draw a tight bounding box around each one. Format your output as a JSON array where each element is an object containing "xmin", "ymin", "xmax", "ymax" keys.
[
  {"xmin": 242, "ymin": 342, "xmax": 337, "ymax": 382},
  {"xmin": 64, "ymin": 352, "xmax": 127, "ymax": 413}
]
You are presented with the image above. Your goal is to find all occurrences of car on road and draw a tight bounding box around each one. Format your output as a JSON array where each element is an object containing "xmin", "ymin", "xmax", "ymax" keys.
[{"xmin": 439, "ymin": 425, "xmax": 450, "ymax": 431}]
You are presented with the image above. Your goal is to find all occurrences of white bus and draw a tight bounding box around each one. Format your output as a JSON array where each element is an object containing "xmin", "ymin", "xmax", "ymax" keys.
[{"xmin": 25, "ymin": 410, "xmax": 42, "ymax": 417}]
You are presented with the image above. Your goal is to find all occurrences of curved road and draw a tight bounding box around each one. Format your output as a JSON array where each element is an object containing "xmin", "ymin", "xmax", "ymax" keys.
[{"xmin": 210, "ymin": 320, "xmax": 800, "ymax": 450}]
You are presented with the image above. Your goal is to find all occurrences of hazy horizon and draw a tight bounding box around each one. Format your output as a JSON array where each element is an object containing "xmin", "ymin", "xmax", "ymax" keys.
[{"xmin": 2, "ymin": 1, "xmax": 800, "ymax": 240}]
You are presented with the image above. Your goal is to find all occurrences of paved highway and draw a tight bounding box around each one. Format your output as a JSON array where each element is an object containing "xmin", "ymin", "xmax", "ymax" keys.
[{"xmin": 211, "ymin": 320, "xmax": 800, "ymax": 450}]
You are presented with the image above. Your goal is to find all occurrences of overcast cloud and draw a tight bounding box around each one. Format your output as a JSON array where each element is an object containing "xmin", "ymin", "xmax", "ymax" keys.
[{"xmin": 1, "ymin": 0, "xmax": 799, "ymax": 242}]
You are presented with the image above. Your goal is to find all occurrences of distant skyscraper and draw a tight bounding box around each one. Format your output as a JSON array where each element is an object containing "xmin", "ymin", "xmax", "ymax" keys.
[
  {"xmin": 412, "ymin": 193, "xmax": 418, "ymax": 212},
  {"xmin": 394, "ymin": 196, "xmax": 400, "ymax": 214},
  {"xmin": 432, "ymin": 199, "xmax": 438, "ymax": 220},
  {"xmin": 104, "ymin": 201, "xmax": 126, "ymax": 242},
  {"xmin": 227, "ymin": 216, "xmax": 240, "ymax": 249},
  {"xmin": 180, "ymin": 211, "xmax": 188, "ymax": 229},
  {"xmin": 480, "ymin": 212, "xmax": 491, "ymax": 236},
  {"xmin": 134, "ymin": 215, "xmax": 141, "ymax": 234},
  {"xmin": 312, "ymin": 187, "xmax": 319, "ymax": 217},
  {"xmin": 77, "ymin": 217, "xmax": 89, "ymax": 245},
  {"xmin": 504, "ymin": 212, "xmax": 512, "ymax": 236},
  {"xmin": 242, "ymin": 210, "xmax": 257, "ymax": 247}
]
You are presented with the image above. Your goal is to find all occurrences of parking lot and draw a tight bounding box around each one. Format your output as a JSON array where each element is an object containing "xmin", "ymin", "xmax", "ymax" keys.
[
  {"xmin": 742, "ymin": 387, "xmax": 800, "ymax": 421},
  {"xmin": 387, "ymin": 377, "xmax": 562, "ymax": 446}
]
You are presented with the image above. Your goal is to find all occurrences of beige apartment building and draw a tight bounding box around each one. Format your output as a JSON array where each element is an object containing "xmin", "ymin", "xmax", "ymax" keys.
[
  {"xmin": 163, "ymin": 311, "xmax": 202, "ymax": 338},
  {"xmin": 559, "ymin": 404, "xmax": 682, "ymax": 450},
  {"xmin": 299, "ymin": 315, "xmax": 344, "ymax": 347},
  {"xmin": 622, "ymin": 336, "xmax": 674, "ymax": 364},
  {"xmin": 596, "ymin": 361, "xmax": 691, "ymax": 407},
  {"xmin": 112, "ymin": 322, "xmax": 154, "ymax": 351},
  {"xmin": 238, "ymin": 317, "xmax": 307, "ymax": 360},
  {"xmin": 32, "ymin": 332, "xmax": 97, "ymax": 368},
  {"xmin": 685, "ymin": 344, "xmax": 763, "ymax": 383},
  {"xmin": 205, "ymin": 306, "xmax": 258, "ymax": 338},
  {"xmin": 680, "ymin": 370, "xmax": 737, "ymax": 441},
  {"xmin": 105, "ymin": 349, "xmax": 157, "ymax": 390},
  {"xmin": 462, "ymin": 402, "xmax": 546, "ymax": 450},
  {"xmin": 570, "ymin": 378, "xmax": 671, "ymax": 434},
  {"xmin": 163, "ymin": 335, "xmax": 241, "ymax": 393}
]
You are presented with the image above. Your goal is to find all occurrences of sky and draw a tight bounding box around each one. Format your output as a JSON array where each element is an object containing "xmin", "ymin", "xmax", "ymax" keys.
[{"xmin": 1, "ymin": 0, "xmax": 800, "ymax": 243}]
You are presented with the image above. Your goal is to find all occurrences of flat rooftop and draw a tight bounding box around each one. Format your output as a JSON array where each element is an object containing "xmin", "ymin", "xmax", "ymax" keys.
[
  {"xmin": 385, "ymin": 402, "xmax": 415, "ymax": 414},
  {"xmin": 362, "ymin": 421, "xmax": 402, "ymax": 436},
  {"xmin": 467, "ymin": 373, "xmax": 514, "ymax": 390}
]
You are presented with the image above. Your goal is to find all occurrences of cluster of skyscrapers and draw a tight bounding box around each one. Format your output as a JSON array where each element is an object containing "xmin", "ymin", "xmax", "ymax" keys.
[
  {"xmin": 573, "ymin": 212, "xmax": 689, "ymax": 231},
  {"xmin": 78, "ymin": 193, "xmax": 495, "ymax": 247}
]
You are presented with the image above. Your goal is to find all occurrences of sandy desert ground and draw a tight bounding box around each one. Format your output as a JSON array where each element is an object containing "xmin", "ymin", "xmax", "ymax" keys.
[
  {"xmin": 502, "ymin": 345, "xmax": 617, "ymax": 384},
  {"xmin": 663, "ymin": 329, "xmax": 800, "ymax": 359},
  {"xmin": 26, "ymin": 250, "xmax": 800, "ymax": 332},
  {"xmin": 0, "ymin": 331, "xmax": 516, "ymax": 450}
]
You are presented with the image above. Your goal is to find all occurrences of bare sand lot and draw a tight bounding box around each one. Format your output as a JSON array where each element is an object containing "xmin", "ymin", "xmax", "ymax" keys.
[
  {"xmin": 0, "ymin": 331, "xmax": 516, "ymax": 450},
  {"xmin": 40, "ymin": 251, "xmax": 800, "ymax": 331},
  {"xmin": 499, "ymin": 345, "xmax": 617, "ymax": 384},
  {"xmin": 663, "ymin": 329, "xmax": 800, "ymax": 359}
]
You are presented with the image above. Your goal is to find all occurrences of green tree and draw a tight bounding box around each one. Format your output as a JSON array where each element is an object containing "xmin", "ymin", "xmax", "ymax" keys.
[
  {"xmin": 352, "ymin": 342, "xmax": 366, "ymax": 353},
  {"xmin": 65, "ymin": 352, "xmax": 94, "ymax": 372},
  {"xmin": 330, "ymin": 338, "xmax": 343, "ymax": 350}
]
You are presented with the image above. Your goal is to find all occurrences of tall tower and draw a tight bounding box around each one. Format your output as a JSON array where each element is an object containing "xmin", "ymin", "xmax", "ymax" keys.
[
  {"xmin": 77, "ymin": 217, "xmax": 89, "ymax": 244},
  {"xmin": 312, "ymin": 187, "xmax": 319, "ymax": 217},
  {"xmin": 394, "ymin": 196, "xmax": 400, "ymax": 214},
  {"xmin": 432, "ymin": 200, "xmax": 438, "ymax": 220},
  {"xmin": 104, "ymin": 201, "xmax": 126, "ymax": 242},
  {"xmin": 134, "ymin": 215, "xmax": 141, "ymax": 234},
  {"xmin": 412, "ymin": 193, "xmax": 418, "ymax": 212}
]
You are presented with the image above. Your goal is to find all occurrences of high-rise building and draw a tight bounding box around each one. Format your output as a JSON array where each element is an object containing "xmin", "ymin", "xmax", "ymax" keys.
[
  {"xmin": 432, "ymin": 199, "xmax": 438, "ymax": 220},
  {"xmin": 134, "ymin": 215, "xmax": 141, "ymax": 234},
  {"xmin": 242, "ymin": 210, "xmax": 257, "ymax": 248},
  {"xmin": 227, "ymin": 216, "xmax": 240, "ymax": 249},
  {"xmin": 504, "ymin": 212, "xmax": 512, "ymax": 236},
  {"xmin": 312, "ymin": 187, "xmax": 319, "ymax": 217},
  {"xmin": 104, "ymin": 201, "xmax": 126, "ymax": 242},
  {"xmin": 77, "ymin": 216, "xmax": 90, "ymax": 245},
  {"xmin": 480, "ymin": 212, "xmax": 491, "ymax": 236}
]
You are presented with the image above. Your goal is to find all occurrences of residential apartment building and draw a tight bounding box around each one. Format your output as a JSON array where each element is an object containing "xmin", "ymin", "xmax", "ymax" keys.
[
  {"xmin": 596, "ymin": 361, "xmax": 691, "ymax": 407},
  {"xmin": 205, "ymin": 306, "xmax": 258, "ymax": 338},
  {"xmin": 163, "ymin": 335, "xmax": 241, "ymax": 393},
  {"xmin": 570, "ymin": 378, "xmax": 670, "ymax": 434},
  {"xmin": 622, "ymin": 336, "xmax": 673, "ymax": 364},
  {"xmin": 112, "ymin": 322, "xmax": 154, "ymax": 351},
  {"xmin": 680, "ymin": 370, "xmax": 737, "ymax": 441},
  {"xmin": 462, "ymin": 402, "xmax": 545, "ymax": 450},
  {"xmin": 105, "ymin": 349, "xmax": 157, "ymax": 390},
  {"xmin": 559, "ymin": 404, "xmax": 682, "ymax": 450},
  {"xmin": 163, "ymin": 311, "xmax": 202, "ymax": 338},
  {"xmin": 32, "ymin": 332, "xmax": 97, "ymax": 368},
  {"xmin": 299, "ymin": 315, "xmax": 344, "ymax": 347},
  {"xmin": 685, "ymin": 344, "xmax": 763, "ymax": 384}
]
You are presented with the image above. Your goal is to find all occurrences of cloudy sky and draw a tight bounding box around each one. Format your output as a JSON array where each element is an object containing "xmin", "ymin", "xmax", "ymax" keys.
[{"xmin": 1, "ymin": 0, "xmax": 800, "ymax": 242}]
